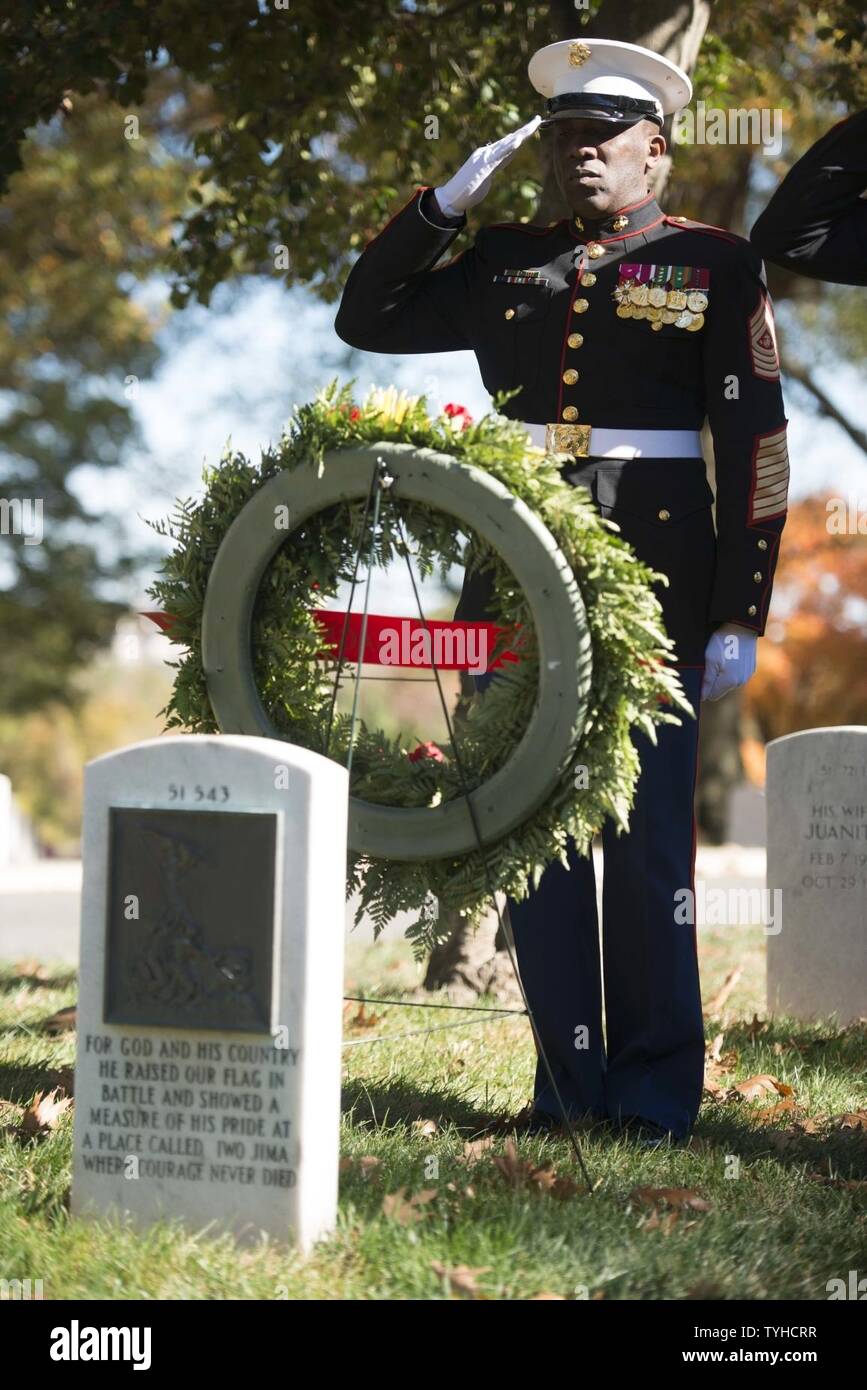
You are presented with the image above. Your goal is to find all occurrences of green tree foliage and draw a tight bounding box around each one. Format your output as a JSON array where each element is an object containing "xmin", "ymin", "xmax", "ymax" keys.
[{"xmin": 2, "ymin": 2, "xmax": 863, "ymax": 307}]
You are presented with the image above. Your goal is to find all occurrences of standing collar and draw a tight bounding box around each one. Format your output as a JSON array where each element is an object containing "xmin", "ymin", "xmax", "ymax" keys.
[{"xmin": 567, "ymin": 192, "xmax": 664, "ymax": 242}]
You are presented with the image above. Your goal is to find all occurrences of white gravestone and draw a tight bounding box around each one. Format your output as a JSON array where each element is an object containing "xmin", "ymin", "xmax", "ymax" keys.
[
  {"xmin": 71, "ymin": 735, "xmax": 348, "ymax": 1249},
  {"xmin": 766, "ymin": 726, "xmax": 867, "ymax": 1026}
]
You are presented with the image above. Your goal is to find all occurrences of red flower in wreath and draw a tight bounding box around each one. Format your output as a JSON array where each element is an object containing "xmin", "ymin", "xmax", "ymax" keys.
[
  {"xmin": 442, "ymin": 402, "xmax": 473, "ymax": 430},
  {"xmin": 408, "ymin": 740, "xmax": 446, "ymax": 764}
]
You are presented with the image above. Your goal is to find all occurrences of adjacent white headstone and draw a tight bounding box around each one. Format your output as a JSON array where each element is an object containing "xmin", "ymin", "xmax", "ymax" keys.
[
  {"xmin": 766, "ymin": 726, "xmax": 867, "ymax": 1026},
  {"xmin": 71, "ymin": 735, "xmax": 348, "ymax": 1249}
]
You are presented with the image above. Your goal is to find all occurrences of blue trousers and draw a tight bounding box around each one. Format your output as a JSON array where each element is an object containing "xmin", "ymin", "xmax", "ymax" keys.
[{"xmin": 505, "ymin": 667, "xmax": 705, "ymax": 1139}]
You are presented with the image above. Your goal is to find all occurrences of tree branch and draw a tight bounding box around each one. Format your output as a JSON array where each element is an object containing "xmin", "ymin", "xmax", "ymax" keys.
[{"xmin": 781, "ymin": 350, "xmax": 867, "ymax": 458}]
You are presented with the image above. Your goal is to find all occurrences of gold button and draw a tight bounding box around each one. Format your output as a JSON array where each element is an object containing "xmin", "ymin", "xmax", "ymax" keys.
[
  {"xmin": 573, "ymin": 298, "xmax": 589, "ymax": 314},
  {"xmin": 748, "ymin": 605, "xmax": 757, "ymax": 616},
  {"xmin": 753, "ymin": 571, "xmax": 763, "ymax": 583},
  {"xmin": 658, "ymin": 508, "xmax": 671, "ymax": 521},
  {"xmin": 587, "ymin": 243, "xmax": 605, "ymax": 259},
  {"xmin": 757, "ymin": 539, "xmax": 768, "ymax": 550},
  {"xmin": 562, "ymin": 369, "xmax": 579, "ymax": 385},
  {"xmin": 581, "ymin": 272, "xmax": 597, "ymax": 286},
  {"xmin": 567, "ymin": 333, "xmax": 584, "ymax": 348},
  {"xmin": 562, "ymin": 406, "xmax": 579, "ymax": 422},
  {"xmin": 504, "ymin": 308, "xmax": 515, "ymax": 320}
]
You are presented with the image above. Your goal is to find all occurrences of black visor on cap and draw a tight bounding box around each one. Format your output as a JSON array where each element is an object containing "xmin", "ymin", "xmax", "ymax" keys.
[{"xmin": 541, "ymin": 92, "xmax": 663, "ymax": 127}]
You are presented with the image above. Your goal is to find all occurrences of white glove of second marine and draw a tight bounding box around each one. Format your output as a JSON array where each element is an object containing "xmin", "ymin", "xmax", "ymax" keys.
[
  {"xmin": 433, "ymin": 115, "xmax": 542, "ymax": 217},
  {"xmin": 702, "ymin": 624, "xmax": 758, "ymax": 701}
]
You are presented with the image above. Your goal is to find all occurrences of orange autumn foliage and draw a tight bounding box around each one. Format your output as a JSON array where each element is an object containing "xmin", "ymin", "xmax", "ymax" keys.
[{"xmin": 745, "ymin": 495, "xmax": 867, "ymax": 747}]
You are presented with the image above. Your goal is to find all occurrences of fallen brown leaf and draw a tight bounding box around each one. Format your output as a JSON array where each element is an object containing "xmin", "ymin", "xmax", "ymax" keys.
[
  {"xmin": 17, "ymin": 1088, "xmax": 73, "ymax": 1141},
  {"xmin": 461, "ymin": 1136, "xmax": 496, "ymax": 1164},
  {"xmin": 732, "ymin": 1074, "xmax": 792, "ymax": 1101},
  {"xmin": 641, "ymin": 1207, "xmax": 680, "ymax": 1234},
  {"xmin": 549, "ymin": 1174, "xmax": 588, "ymax": 1199},
  {"xmin": 702, "ymin": 1077, "xmax": 726, "ymax": 1100},
  {"xmin": 529, "ymin": 1292, "xmax": 567, "ymax": 1300},
  {"xmin": 13, "ymin": 959, "xmax": 51, "ymax": 981},
  {"xmin": 339, "ymin": 1154, "xmax": 382, "ymax": 1181},
  {"xmin": 41, "ymin": 1007, "xmax": 76, "ymax": 1035},
  {"xmin": 445, "ymin": 1181, "xmax": 476, "ymax": 1199},
  {"xmin": 430, "ymin": 1262, "xmax": 490, "ymax": 1299},
  {"xmin": 412, "ymin": 1118, "xmax": 439, "ymax": 1137},
  {"xmin": 752, "ymin": 1097, "xmax": 797, "ymax": 1124},
  {"xmin": 836, "ymin": 1111, "xmax": 867, "ymax": 1132},
  {"xmin": 382, "ymin": 1186, "xmax": 437, "ymax": 1225},
  {"xmin": 630, "ymin": 1185, "xmax": 712, "ymax": 1213},
  {"xmin": 344, "ymin": 1003, "xmax": 379, "ymax": 1031}
]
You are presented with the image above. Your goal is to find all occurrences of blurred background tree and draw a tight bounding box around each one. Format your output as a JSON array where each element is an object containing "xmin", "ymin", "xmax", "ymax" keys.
[{"xmin": 0, "ymin": 77, "xmax": 196, "ymax": 713}]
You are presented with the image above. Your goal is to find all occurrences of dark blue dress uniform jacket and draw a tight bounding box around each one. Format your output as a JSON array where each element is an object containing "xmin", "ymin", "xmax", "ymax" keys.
[
  {"xmin": 335, "ymin": 186, "xmax": 790, "ymax": 666},
  {"xmin": 751, "ymin": 108, "xmax": 867, "ymax": 287}
]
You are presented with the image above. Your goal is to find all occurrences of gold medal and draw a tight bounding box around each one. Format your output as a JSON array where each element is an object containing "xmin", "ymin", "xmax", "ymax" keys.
[
  {"xmin": 667, "ymin": 289, "xmax": 688, "ymax": 310},
  {"xmin": 633, "ymin": 305, "xmax": 648, "ymax": 320},
  {"xmin": 628, "ymin": 285, "xmax": 650, "ymax": 306},
  {"xmin": 662, "ymin": 308, "xmax": 678, "ymax": 324},
  {"xmin": 648, "ymin": 287, "xmax": 667, "ymax": 308},
  {"xmin": 616, "ymin": 303, "xmax": 634, "ymax": 318},
  {"xmin": 651, "ymin": 320, "xmax": 664, "ymax": 331},
  {"xmin": 647, "ymin": 305, "xmax": 663, "ymax": 321},
  {"xmin": 687, "ymin": 291, "xmax": 708, "ymax": 312},
  {"xmin": 675, "ymin": 310, "xmax": 694, "ymax": 329},
  {"xmin": 686, "ymin": 311, "xmax": 705, "ymax": 331}
]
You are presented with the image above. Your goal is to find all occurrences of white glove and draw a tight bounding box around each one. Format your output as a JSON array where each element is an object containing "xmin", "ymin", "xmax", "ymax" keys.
[
  {"xmin": 701, "ymin": 624, "xmax": 758, "ymax": 701},
  {"xmin": 433, "ymin": 115, "xmax": 543, "ymax": 217}
]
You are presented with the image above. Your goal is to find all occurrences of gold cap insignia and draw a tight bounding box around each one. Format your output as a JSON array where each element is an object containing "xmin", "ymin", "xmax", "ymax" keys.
[
  {"xmin": 612, "ymin": 216, "xmax": 629, "ymax": 231},
  {"xmin": 568, "ymin": 41, "xmax": 592, "ymax": 67}
]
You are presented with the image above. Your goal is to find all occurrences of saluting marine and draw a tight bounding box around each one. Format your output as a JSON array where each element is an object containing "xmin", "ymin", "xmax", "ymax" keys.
[
  {"xmin": 335, "ymin": 38, "xmax": 790, "ymax": 1145},
  {"xmin": 751, "ymin": 107, "xmax": 867, "ymax": 287}
]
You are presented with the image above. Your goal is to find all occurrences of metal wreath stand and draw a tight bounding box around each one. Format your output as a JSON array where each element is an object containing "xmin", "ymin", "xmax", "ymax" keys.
[{"xmin": 201, "ymin": 440, "xmax": 597, "ymax": 1186}]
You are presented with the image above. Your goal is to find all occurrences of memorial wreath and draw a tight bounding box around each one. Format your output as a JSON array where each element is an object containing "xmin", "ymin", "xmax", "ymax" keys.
[{"xmin": 148, "ymin": 381, "xmax": 690, "ymax": 954}]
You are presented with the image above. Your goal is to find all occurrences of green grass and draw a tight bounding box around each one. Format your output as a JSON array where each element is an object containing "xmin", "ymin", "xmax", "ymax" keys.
[{"xmin": 1, "ymin": 928, "xmax": 865, "ymax": 1301}]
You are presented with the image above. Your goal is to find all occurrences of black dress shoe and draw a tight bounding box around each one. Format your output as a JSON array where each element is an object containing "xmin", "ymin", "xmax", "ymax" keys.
[{"xmin": 618, "ymin": 1116, "xmax": 677, "ymax": 1149}]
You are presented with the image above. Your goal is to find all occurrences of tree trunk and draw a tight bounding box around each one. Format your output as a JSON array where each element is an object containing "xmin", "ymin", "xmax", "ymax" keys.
[{"xmin": 422, "ymin": 899, "xmax": 523, "ymax": 1004}]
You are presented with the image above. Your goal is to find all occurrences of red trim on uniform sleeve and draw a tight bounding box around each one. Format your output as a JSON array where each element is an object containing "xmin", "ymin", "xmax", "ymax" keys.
[
  {"xmin": 485, "ymin": 219, "xmax": 563, "ymax": 236},
  {"xmin": 663, "ymin": 216, "xmax": 740, "ymax": 245},
  {"xmin": 363, "ymin": 186, "xmax": 429, "ymax": 250}
]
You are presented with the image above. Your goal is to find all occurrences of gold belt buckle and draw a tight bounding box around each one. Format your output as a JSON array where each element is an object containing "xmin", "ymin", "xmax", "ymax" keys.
[{"xmin": 545, "ymin": 423, "xmax": 592, "ymax": 457}]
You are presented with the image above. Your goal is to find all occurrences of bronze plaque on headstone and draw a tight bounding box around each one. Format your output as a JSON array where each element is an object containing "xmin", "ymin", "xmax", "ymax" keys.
[{"xmin": 104, "ymin": 807, "xmax": 277, "ymax": 1031}]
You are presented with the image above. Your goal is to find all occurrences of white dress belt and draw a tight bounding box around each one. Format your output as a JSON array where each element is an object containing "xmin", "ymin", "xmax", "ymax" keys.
[{"xmin": 519, "ymin": 422, "xmax": 704, "ymax": 460}]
